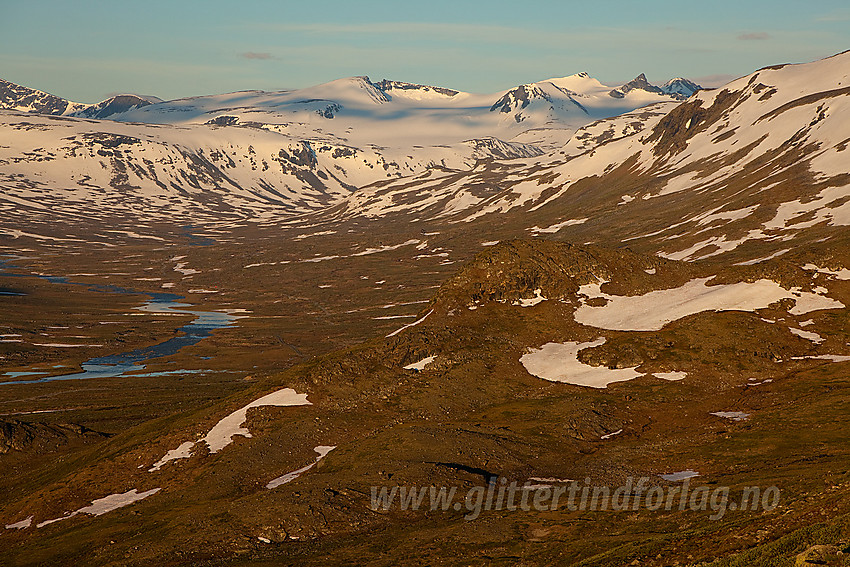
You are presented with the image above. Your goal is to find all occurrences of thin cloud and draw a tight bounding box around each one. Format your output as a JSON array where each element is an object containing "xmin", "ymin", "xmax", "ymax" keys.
[
  {"xmin": 253, "ymin": 21, "xmax": 517, "ymax": 37},
  {"xmin": 737, "ymin": 32, "xmax": 771, "ymax": 41},
  {"xmin": 813, "ymin": 12, "xmax": 850, "ymax": 22},
  {"xmin": 239, "ymin": 52, "xmax": 274, "ymax": 60}
]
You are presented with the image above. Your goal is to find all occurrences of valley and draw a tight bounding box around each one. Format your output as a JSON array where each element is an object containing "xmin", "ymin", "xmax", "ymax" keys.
[{"xmin": 1, "ymin": 51, "xmax": 850, "ymax": 566}]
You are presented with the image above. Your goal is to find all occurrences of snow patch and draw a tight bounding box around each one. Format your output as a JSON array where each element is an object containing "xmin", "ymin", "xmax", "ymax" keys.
[
  {"xmin": 386, "ymin": 309, "xmax": 433, "ymax": 338},
  {"xmin": 789, "ymin": 327, "xmax": 825, "ymax": 344},
  {"xmin": 520, "ymin": 338, "xmax": 644, "ymax": 389},
  {"xmin": 266, "ymin": 445, "xmax": 336, "ymax": 489},
  {"xmin": 513, "ymin": 288, "xmax": 546, "ymax": 307},
  {"xmin": 575, "ymin": 277, "xmax": 844, "ymax": 331},
  {"xmin": 660, "ymin": 470, "xmax": 699, "ymax": 482},
  {"xmin": 600, "ymin": 429, "xmax": 623, "ymax": 440},
  {"xmin": 5, "ymin": 516, "xmax": 33, "ymax": 530},
  {"xmin": 173, "ymin": 262, "xmax": 199, "ymax": 276},
  {"xmin": 710, "ymin": 411, "xmax": 750, "ymax": 421},
  {"xmin": 529, "ymin": 218, "xmax": 588, "ymax": 234},
  {"xmin": 293, "ymin": 230, "xmax": 336, "ymax": 240},
  {"xmin": 202, "ymin": 388, "xmax": 312, "ymax": 453},
  {"xmin": 403, "ymin": 355, "xmax": 436, "ymax": 371},
  {"xmin": 735, "ymin": 249, "xmax": 791, "ymax": 265},
  {"xmin": 36, "ymin": 488, "xmax": 161, "ymax": 528},
  {"xmin": 654, "ymin": 371, "xmax": 687, "ymax": 381},
  {"xmin": 791, "ymin": 354, "xmax": 850, "ymax": 362},
  {"xmin": 803, "ymin": 264, "xmax": 850, "ymax": 280},
  {"xmin": 149, "ymin": 441, "xmax": 195, "ymax": 472}
]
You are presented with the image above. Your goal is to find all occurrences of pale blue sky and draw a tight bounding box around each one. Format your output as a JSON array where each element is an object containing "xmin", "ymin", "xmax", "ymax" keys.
[{"xmin": 1, "ymin": 0, "xmax": 848, "ymax": 102}]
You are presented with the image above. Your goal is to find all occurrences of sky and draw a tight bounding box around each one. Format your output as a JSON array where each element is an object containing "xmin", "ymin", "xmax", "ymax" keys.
[{"xmin": 1, "ymin": 0, "xmax": 849, "ymax": 103}]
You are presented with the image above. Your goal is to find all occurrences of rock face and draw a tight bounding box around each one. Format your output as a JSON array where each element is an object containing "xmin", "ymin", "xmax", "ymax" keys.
[{"xmin": 0, "ymin": 419, "xmax": 108, "ymax": 454}]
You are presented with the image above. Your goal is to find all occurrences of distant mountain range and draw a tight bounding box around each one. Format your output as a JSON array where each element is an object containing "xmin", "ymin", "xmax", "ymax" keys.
[
  {"xmin": 4, "ymin": 50, "xmax": 850, "ymax": 260},
  {"xmin": 0, "ymin": 72, "xmax": 700, "ymax": 221},
  {"xmin": 1, "ymin": 72, "xmax": 699, "ymax": 123},
  {"xmin": 0, "ymin": 72, "xmax": 699, "ymax": 152}
]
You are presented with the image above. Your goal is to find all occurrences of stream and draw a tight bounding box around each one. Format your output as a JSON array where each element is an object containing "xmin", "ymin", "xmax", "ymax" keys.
[{"xmin": 0, "ymin": 256, "xmax": 242, "ymax": 385}]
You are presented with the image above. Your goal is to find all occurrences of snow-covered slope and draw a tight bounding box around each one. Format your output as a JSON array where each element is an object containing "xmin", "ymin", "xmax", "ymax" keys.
[
  {"xmin": 0, "ymin": 110, "xmax": 547, "ymax": 224},
  {"xmin": 332, "ymin": 51, "xmax": 850, "ymax": 262}
]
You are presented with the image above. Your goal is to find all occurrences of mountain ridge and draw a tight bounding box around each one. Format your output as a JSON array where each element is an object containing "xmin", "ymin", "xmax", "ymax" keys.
[{"xmin": 0, "ymin": 72, "xmax": 698, "ymax": 120}]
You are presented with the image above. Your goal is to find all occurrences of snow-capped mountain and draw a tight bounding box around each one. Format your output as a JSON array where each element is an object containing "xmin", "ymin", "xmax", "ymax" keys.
[
  {"xmin": 609, "ymin": 74, "xmax": 699, "ymax": 100},
  {"xmin": 0, "ymin": 73, "xmax": 697, "ymax": 151},
  {"xmin": 608, "ymin": 73, "xmax": 663, "ymax": 98},
  {"xmin": 105, "ymin": 74, "xmax": 695, "ymax": 151},
  {"xmin": 72, "ymin": 94, "xmax": 162, "ymax": 120},
  {"xmin": 660, "ymin": 77, "xmax": 701, "ymax": 99},
  {"xmin": 0, "ymin": 72, "xmax": 697, "ymax": 223}
]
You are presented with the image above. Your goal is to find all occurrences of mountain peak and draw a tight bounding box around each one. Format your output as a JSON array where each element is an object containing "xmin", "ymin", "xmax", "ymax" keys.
[
  {"xmin": 545, "ymin": 72, "xmax": 607, "ymax": 92},
  {"xmin": 71, "ymin": 94, "xmax": 160, "ymax": 120},
  {"xmin": 607, "ymin": 73, "xmax": 699, "ymax": 100},
  {"xmin": 615, "ymin": 73, "xmax": 661, "ymax": 95},
  {"xmin": 660, "ymin": 77, "xmax": 702, "ymax": 99},
  {"xmin": 489, "ymin": 83, "xmax": 550, "ymax": 114}
]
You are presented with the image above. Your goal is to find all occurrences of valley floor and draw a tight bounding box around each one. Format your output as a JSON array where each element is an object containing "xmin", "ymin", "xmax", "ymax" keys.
[{"xmin": 1, "ymin": 213, "xmax": 849, "ymax": 566}]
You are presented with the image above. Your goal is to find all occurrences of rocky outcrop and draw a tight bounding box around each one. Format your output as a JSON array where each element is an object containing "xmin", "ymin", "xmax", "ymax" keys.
[
  {"xmin": 433, "ymin": 240, "xmax": 670, "ymax": 309},
  {"xmin": 376, "ymin": 80, "xmax": 459, "ymax": 98},
  {"xmin": 795, "ymin": 544, "xmax": 847, "ymax": 566},
  {"xmin": 0, "ymin": 419, "xmax": 108, "ymax": 454}
]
